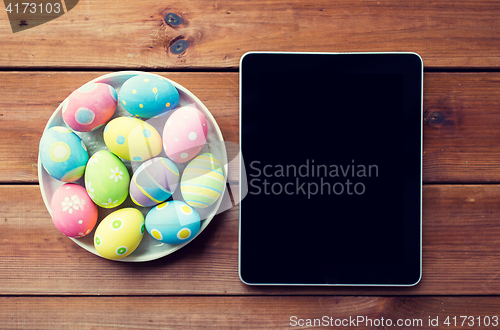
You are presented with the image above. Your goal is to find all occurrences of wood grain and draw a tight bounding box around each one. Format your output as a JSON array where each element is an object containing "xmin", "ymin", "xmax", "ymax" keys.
[
  {"xmin": 0, "ymin": 0, "xmax": 498, "ymax": 325},
  {"xmin": 2, "ymin": 72, "xmax": 500, "ymax": 184},
  {"xmin": 0, "ymin": 1, "xmax": 499, "ymax": 69},
  {"xmin": 1, "ymin": 184, "xmax": 500, "ymax": 295},
  {"xmin": 0, "ymin": 72, "xmax": 239, "ymax": 183},
  {"xmin": 1, "ymin": 296, "xmax": 500, "ymax": 329},
  {"xmin": 423, "ymin": 73, "xmax": 500, "ymax": 183}
]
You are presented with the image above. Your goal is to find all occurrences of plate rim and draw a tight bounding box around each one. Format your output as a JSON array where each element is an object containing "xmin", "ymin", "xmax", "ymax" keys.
[{"xmin": 38, "ymin": 70, "xmax": 228, "ymax": 262}]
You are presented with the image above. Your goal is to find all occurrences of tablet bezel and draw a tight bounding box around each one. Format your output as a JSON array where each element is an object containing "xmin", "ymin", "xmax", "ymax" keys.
[{"xmin": 239, "ymin": 52, "xmax": 423, "ymax": 286}]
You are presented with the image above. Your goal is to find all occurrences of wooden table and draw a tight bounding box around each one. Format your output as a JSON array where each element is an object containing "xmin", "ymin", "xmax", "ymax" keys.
[{"xmin": 0, "ymin": 0, "xmax": 499, "ymax": 329}]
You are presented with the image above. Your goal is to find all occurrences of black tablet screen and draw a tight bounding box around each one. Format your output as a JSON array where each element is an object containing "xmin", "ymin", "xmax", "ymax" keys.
[{"xmin": 240, "ymin": 53, "xmax": 422, "ymax": 285}]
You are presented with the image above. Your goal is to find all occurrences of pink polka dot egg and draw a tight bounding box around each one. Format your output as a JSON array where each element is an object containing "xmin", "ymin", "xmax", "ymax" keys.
[
  {"xmin": 163, "ymin": 105, "xmax": 208, "ymax": 163},
  {"xmin": 50, "ymin": 183, "xmax": 98, "ymax": 238},
  {"xmin": 62, "ymin": 82, "xmax": 117, "ymax": 132}
]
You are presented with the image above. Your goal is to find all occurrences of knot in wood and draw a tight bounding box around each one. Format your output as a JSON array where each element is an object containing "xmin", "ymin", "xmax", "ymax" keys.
[
  {"xmin": 426, "ymin": 110, "xmax": 445, "ymax": 127},
  {"xmin": 170, "ymin": 39, "xmax": 188, "ymax": 54},
  {"xmin": 165, "ymin": 13, "xmax": 182, "ymax": 26}
]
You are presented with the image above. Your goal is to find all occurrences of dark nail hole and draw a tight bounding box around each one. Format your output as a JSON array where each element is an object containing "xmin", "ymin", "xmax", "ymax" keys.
[
  {"xmin": 170, "ymin": 39, "xmax": 188, "ymax": 54},
  {"xmin": 428, "ymin": 111, "xmax": 445, "ymax": 124},
  {"xmin": 165, "ymin": 13, "xmax": 182, "ymax": 26}
]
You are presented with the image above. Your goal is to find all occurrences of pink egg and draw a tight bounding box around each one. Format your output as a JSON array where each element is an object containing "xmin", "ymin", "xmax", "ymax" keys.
[
  {"xmin": 50, "ymin": 184, "xmax": 98, "ymax": 238},
  {"xmin": 62, "ymin": 82, "xmax": 117, "ymax": 132},
  {"xmin": 163, "ymin": 106, "xmax": 208, "ymax": 163}
]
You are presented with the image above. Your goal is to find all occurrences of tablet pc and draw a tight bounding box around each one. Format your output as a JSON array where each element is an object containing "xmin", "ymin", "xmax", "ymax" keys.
[{"xmin": 239, "ymin": 52, "xmax": 422, "ymax": 286}]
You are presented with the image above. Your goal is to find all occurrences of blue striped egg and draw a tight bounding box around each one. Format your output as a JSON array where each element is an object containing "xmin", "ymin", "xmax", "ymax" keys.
[
  {"xmin": 145, "ymin": 201, "xmax": 200, "ymax": 245},
  {"xmin": 130, "ymin": 157, "xmax": 180, "ymax": 207},
  {"xmin": 39, "ymin": 126, "xmax": 89, "ymax": 182},
  {"xmin": 180, "ymin": 153, "xmax": 225, "ymax": 209}
]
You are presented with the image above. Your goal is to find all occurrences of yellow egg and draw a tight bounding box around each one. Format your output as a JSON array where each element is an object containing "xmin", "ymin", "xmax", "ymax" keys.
[
  {"xmin": 94, "ymin": 208, "xmax": 145, "ymax": 260},
  {"xmin": 103, "ymin": 117, "xmax": 162, "ymax": 161}
]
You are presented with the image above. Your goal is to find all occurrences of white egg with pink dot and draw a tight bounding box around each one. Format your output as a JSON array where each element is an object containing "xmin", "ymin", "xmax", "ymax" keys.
[{"xmin": 162, "ymin": 105, "xmax": 208, "ymax": 163}]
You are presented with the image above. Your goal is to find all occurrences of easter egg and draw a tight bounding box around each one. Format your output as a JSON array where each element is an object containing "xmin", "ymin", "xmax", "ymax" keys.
[
  {"xmin": 119, "ymin": 74, "xmax": 179, "ymax": 118},
  {"xmin": 62, "ymin": 82, "xmax": 117, "ymax": 132},
  {"xmin": 94, "ymin": 208, "xmax": 145, "ymax": 260},
  {"xmin": 84, "ymin": 150, "xmax": 130, "ymax": 208},
  {"xmin": 181, "ymin": 153, "xmax": 225, "ymax": 209},
  {"xmin": 50, "ymin": 183, "xmax": 98, "ymax": 238},
  {"xmin": 103, "ymin": 117, "xmax": 162, "ymax": 162},
  {"xmin": 163, "ymin": 106, "xmax": 208, "ymax": 163},
  {"xmin": 130, "ymin": 157, "xmax": 180, "ymax": 207},
  {"xmin": 39, "ymin": 126, "xmax": 89, "ymax": 182},
  {"xmin": 145, "ymin": 201, "xmax": 201, "ymax": 245}
]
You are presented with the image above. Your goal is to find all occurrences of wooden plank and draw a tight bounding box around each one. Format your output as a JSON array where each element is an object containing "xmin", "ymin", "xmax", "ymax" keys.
[
  {"xmin": 1, "ymin": 296, "xmax": 500, "ymax": 329},
  {"xmin": 423, "ymin": 73, "xmax": 500, "ymax": 183},
  {"xmin": 2, "ymin": 72, "xmax": 500, "ymax": 184},
  {"xmin": 0, "ymin": 184, "xmax": 500, "ymax": 295},
  {"xmin": 0, "ymin": 1, "xmax": 499, "ymax": 69},
  {"xmin": 0, "ymin": 72, "xmax": 239, "ymax": 183}
]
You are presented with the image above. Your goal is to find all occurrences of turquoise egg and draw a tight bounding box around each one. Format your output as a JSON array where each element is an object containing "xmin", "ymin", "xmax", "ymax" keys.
[
  {"xmin": 39, "ymin": 126, "xmax": 89, "ymax": 182},
  {"xmin": 145, "ymin": 200, "xmax": 201, "ymax": 245},
  {"xmin": 119, "ymin": 74, "xmax": 179, "ymax": 118}
]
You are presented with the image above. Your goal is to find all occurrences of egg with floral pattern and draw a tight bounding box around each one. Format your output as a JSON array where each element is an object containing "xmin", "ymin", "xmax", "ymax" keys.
[
  {"xmin": 39, "ymin": 126, "xmax": 89, "ymax": 182},
  {"xmin": 103, "ymin": 117, "xmax": 162, "ymax": 162},
  {"xmin": 119, "ymin": 74, "xmax": 179, "ymax": 118},
  {"xmin": 50, "ymin": 183, "xmax": 98, "ymax": 238},
  {"xmin": 84, "ymin": 150, "xmax": 130, "ymax": 208},
  {"xmin": 145, "ymin": 201, "xmax": 201, "ymax": 245},
  {"xmin": 62, "ymin": 82, "xmax": 117, "ymax": 132},
  {"xmin": 162, "ymin": 105, "xmax": 208, "ymax": 163},
  {"xmin": 94, "ymin": 208, "xmax": 145, "ymax": 260}
]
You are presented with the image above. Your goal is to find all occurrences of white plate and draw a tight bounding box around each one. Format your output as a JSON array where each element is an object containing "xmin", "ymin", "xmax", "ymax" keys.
[{"xmin": 38, "ymin": 71, "xmax": 228, "ymax": 262}]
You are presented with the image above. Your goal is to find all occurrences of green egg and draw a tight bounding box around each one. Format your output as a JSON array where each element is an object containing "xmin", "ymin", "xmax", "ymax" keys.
[{"xmin": 84, "ymin": 150, "xmax": 130, "ymax": 208}]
